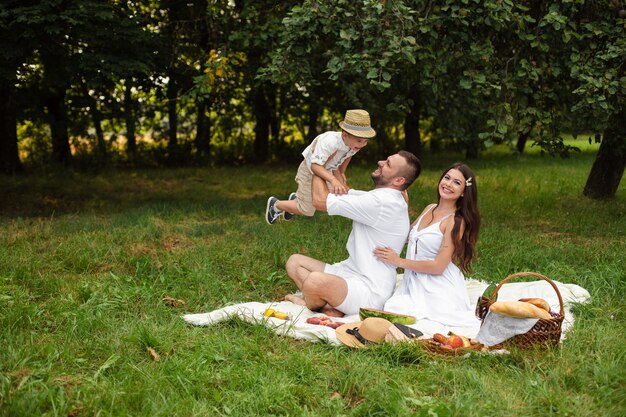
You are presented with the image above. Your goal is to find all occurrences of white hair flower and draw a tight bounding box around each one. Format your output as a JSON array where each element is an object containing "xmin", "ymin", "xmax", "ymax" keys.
[{"xmin": 465, "ymin": 177, "xmax": 473, "ymax": 187}]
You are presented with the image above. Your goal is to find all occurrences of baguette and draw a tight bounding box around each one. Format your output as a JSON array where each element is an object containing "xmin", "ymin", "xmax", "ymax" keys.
[
  {"xmin": 518, "ymin": 297, "xmax": 551, "ymax": 313},
  {"xmin": 489, "ymin": 301, "xmax": 552, "ymax": 320}
]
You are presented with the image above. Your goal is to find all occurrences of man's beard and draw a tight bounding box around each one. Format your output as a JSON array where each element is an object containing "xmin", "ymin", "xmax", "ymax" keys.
[{"xmin": 371, "ymin": 171, "xmax": 388, "ymax": 187}]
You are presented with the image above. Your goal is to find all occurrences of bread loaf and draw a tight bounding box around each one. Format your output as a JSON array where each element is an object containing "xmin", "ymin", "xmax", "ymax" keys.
[
  {"xmin": 489, "ymin": 301, "xmax": 552, "ymax": 320},
  {"xmin": 518, "ymin": 297, "xmax": 551, "ymax": 313}
]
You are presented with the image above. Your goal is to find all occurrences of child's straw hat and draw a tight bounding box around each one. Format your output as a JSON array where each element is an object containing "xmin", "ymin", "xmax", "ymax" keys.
[{"xmin": 339, "ymin": 109, "xmax": 376, "ymax": 138}]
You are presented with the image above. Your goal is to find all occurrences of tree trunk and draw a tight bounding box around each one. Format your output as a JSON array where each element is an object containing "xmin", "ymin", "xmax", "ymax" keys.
[
  {"xmin": 166, "ymin": 71, "xmax": 179, "ymax": 165},
  {"xmin": 465, "ymin": 136, "xmax": 481, "ymax": 159},
  {"xmin": 84, "ymin": 87, "xmax": 107, "ymax": 160},
  {"xmin": 404, "ymin": 87, "xmax": 422, "ymax": 157},
  {"xmin": 252, "ymin": 84, "xmax": 270, "ymax": 162},
  {"xmin": 583, "ymin": 108, "xmax": 626, "ymax": 199},
  {"xmin": 45, "ymin": 89, "xmax": 72, "ymax": 165},
  {"xmin": 195, "ymin": 98, "xmax": 211, "ymax": 162},
  {"xmin": 124, "ymin": 84, "xmax": 137, "ymax": 164},
  {"xmin": 377, "ymin": 127, "xmax": 393, "ymax": 160},
  {"xmin": 306, "ymin": 101, "xmax": 319, "ymax": 143},
  {"xmin": 268, "ymin": 88, "xmax": 281, "ymax": 153},
  {"xmin": 265, "ymin": 86, "xmax": 282, "ymax": 153},
  {"xmin": 516, "ymin": 131, "xmax": 529, "ymax": 154},
  {"xmin": 0, "ymin": 79, "xmax": 23, "ymax": 174}
]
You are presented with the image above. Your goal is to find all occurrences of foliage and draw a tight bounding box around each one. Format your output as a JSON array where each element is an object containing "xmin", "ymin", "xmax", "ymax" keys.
[
  {"xmin": 263, "ymin": 0, "xmax": 624, "ymax": 158},
  {"xmin": 2, "ymin": 1, "xmax": 624, "ymax": 195}
]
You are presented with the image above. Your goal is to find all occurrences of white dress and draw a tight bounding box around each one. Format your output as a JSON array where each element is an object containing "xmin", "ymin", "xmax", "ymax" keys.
[{"xmin": 383, "ymin": 205, "xmax": 478, "ymax": 328}]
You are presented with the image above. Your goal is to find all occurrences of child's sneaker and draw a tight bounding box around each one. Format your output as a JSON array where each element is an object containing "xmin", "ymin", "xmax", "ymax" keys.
[
  {"xmin": 265, "ymin": 196, "xmax": 282, "ymax": 225},
  {"xmin": 283, "ymin": 192, "xmax": 297, "ymax": 221}
]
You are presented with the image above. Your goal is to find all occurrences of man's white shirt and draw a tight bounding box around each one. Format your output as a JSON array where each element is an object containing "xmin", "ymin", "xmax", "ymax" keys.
[{"xmin": 326, "ymin": 187, "xmax": 409, "ymax": 299}]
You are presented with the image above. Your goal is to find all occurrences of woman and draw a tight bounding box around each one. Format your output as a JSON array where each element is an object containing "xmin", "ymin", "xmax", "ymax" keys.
[{"xmin": 374, "ymin": 163, "xmax": 480, "ymax": 327}]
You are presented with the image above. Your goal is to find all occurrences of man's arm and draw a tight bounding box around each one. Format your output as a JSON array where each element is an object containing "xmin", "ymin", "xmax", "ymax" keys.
[{"xmin": 312, "ymin": 175, "xmax": 330, "ymax": 212}]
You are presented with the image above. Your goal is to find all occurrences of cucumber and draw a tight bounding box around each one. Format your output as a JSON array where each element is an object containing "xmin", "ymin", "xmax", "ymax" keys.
[{"xmin": 359, "ymin": 308, "xmax": 416, "ymax": 325}]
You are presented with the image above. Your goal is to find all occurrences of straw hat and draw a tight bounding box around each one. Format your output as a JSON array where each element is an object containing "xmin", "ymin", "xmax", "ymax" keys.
[
  {"xmin": 335, "ymin": 317, "xmax": 393, "ymax": 348},
  {"xmin": 338, "ymin": 109, "xmax": 376, "ymax": 139}
]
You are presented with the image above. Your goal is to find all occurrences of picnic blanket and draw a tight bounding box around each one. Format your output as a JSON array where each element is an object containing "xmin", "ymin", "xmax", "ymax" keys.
[{"xmin": 182, "ymin": 277, "xmax": 590, "ymax": 345}]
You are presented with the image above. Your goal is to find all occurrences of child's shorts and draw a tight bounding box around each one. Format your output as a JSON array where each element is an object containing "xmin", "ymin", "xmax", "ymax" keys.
[{"xmin": 295, "ymin": 161, "xmax": 315, "ymax": 216}]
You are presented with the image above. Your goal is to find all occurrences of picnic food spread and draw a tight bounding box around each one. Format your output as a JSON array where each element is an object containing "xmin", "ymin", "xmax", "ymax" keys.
[
  {"xmin": 489, "ymin": 299, "xmax": 552, "ymax": 320},
  {"xmin": 306, "ymin": 316, "xmax": 345, "ymax": 329},
  {"xmin": 518, "ymin": 297, "xmax": 550, "ymax": 312},
  {"xmin": 263, "ymin": 308, "xmax": 289, "ymax": 320},
  {"xmin": 427, "ymin": 331, "xmax": 484, "ymax": 352}
]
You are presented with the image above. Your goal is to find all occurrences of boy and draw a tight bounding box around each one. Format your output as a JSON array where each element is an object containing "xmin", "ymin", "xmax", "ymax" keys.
[{"xmin": 265, "ymin": 109, "xmax": 375, "ymax": 225}]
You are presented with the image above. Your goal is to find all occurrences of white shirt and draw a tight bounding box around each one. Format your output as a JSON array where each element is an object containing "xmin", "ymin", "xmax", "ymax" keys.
[
  {"xmin": 302, "ymin": 131, "xmax": 357, "ymax": 173},
  {"xmin": 326, "ymin": 187, "xmax": 410, "ymax": 299}
]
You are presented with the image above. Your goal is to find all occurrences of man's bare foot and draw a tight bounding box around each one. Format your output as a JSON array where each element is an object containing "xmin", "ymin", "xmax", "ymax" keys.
[
  {"xmin": 284, "ymin": 294, "xmax": 306, "ymax": 306},
  {"xmin": 320, "ymin": 305, "xmax": 345, "ymax": 318}
]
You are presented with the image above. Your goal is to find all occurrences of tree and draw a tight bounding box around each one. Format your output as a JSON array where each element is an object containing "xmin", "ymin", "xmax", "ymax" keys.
[
  {"xmin": 227, "ymin": 0, "xmax": 302, "ymax": 163},
  {"xmin": 263, "ymin": 0, "xmax": 432, "ymax": 158},
  {"xmin": 0, "ymin": 0, "xmax": 39, "ymax": 173},
  {"xmin": 571, "ymin": 2, "xmax": 626, "ymax": 198},
  {"xmin": 584, "ymin": 107, "xmax": 626, "ymax": 198}
]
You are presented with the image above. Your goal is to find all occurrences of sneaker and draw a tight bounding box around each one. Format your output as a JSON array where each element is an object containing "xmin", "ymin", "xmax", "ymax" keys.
[
  {"xmin": 265, "ymin": 196, "xmax": 282, "ymax": 225},
  {"xmin": 283, "ymin": 192, "xmax": 297, "ymax": 221}
]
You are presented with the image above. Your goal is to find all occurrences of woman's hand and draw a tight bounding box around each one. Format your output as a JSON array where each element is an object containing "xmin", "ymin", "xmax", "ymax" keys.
[{"xmin": 373, "ymin": 246, "xmax": 401, "ymax": 266}]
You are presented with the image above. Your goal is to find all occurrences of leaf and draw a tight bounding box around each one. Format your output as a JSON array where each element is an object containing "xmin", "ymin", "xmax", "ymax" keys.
[
  {"xmin": 147, "ymin": 347, "xmax": 160, "ymax": 362},
  {"xmin": 93, "ymin": 354, "xmax": 120, "ymax": 380},
  {"xmin": 162, "ymin": 296, "xmax": 186, "ymax": 308}
]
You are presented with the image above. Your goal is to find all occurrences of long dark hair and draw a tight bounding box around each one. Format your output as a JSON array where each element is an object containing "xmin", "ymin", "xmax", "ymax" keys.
[{"xmin": 434, "ymin": 163, "xmax": 480, "ymax": 275}]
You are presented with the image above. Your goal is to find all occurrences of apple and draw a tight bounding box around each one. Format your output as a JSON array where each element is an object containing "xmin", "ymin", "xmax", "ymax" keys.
[{"xmin": 448, "ymin": 335, "xmax": 464, "ymax": 349}]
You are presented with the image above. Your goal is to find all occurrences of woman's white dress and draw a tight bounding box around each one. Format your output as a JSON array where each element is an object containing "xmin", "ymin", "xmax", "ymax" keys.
[{"xmin": 383, "ymin": 206, "xmax": 478, "ymax": 327}]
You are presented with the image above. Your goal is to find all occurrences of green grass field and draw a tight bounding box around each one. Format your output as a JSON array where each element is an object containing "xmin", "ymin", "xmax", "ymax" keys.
[{"xmin": 1, "ymin": 147, "xmax": 625, "ymax": 416}]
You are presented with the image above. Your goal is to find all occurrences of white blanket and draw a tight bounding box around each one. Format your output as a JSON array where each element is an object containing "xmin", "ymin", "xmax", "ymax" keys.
[{"xmin": 182, "ymin": 277, "xmax": 590, "ymax": 345}]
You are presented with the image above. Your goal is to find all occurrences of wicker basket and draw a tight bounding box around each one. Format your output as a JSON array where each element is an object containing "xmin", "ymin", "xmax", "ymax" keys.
[{"xmin": 476, "ymin": 272, "xmax": 565, "ymax": 349}]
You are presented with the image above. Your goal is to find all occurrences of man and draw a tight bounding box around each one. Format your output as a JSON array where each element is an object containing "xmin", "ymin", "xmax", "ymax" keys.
[{"xmin": 284, "ymin": 151, "xmax": 421, "ymax": 317}]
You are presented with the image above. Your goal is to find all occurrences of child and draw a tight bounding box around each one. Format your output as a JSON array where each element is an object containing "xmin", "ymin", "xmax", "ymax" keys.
[
  {"xmin": 373, "ymin": 163, "xmax": 481, "ymax": 328},
  {"xmin": 265, "ymin": 109, "xmax": 376, "ymax": 225}
]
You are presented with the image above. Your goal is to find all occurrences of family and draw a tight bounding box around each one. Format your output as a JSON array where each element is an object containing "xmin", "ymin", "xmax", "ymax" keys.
[{"xmin": 266, "ymin": 109, "xmax": 481, "ymax": 328}]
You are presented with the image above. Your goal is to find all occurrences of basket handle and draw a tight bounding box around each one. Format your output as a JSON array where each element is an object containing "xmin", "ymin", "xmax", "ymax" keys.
[{"xmin": 488, "ymin": 272, "xmax": 564, "ymax": 316}]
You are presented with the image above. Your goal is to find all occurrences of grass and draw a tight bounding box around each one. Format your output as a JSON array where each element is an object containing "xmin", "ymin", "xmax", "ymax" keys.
[{"xmin": 1, "ymin": 146, "xmax": 625, "ymax": 416}]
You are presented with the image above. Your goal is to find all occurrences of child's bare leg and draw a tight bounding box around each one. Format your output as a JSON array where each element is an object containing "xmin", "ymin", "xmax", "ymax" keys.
[
  {"xmin": 284, "ymin": 294, "xmax": 306, "ymax": 305},
  {"xmin": 276, "ymin": 199, "xmax": 301, "ymax": 215}
]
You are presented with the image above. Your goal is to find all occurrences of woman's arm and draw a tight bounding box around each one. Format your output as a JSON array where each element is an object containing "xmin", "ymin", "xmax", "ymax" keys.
[{"xmin": 374, "ymin": 216, "xmax": 462, "ymax": 275}]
